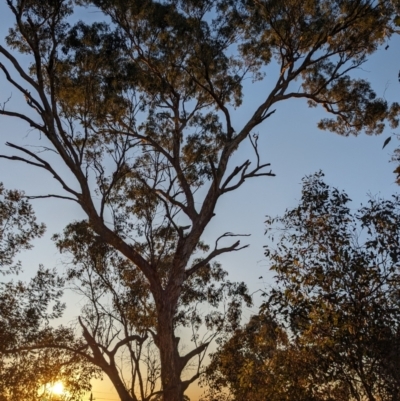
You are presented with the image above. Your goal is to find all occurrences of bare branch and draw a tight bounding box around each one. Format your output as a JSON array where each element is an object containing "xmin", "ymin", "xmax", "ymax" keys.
[
  {"xmin": 26, "ymin": 194, "xmax": 80, "ymax": 203},
  {"xmin": 0, "ymin": 45, "xmax": 40, "ymax": 91},
  {"xmin": 185, "ymin": 232, "xmax": 251, "ymax": 278},
  {"xmin": 109, "ymin": 334, "xmax": 148, "ymax": 357},
  {"xmin": 179, "ymin": 342, "xmax": 209, "ymax": 371},
  {"xmin": 0, "ymin": 62, "xmax": 44, "ymax": 113},
  {"xmin": 0, "ymin": 109, "xmax": 43, "ymax": 131},
  {"xmin": 222, "ymin": 161, "xmax": 275, "ymax": 194},
  {"xmin": 1, "ymin": 142, "xmax": 80, "ymax": 199}
]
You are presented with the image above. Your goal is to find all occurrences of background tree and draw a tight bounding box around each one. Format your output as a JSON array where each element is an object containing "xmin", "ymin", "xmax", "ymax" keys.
[
  {"xmin": 205, "ymin": 173, "xmax": 400, "ymax": 401},
  {"xmin": 263, "ymin": 172, "xmax": 400, "ymax": 400},
  {"xmin": 1, "ymin": 1, "xmax": 400, "ymax": 400},
  {"xmin": 0, "ymin": 266, "xmax": 99, "ymax": 401},
  {"xmin": 0, "ymin": 187, "xmax": 97, "ymax": 400},
  {"xmin": 203, "ymin": 312, "xmax": 352, "ymax": 401},
  {"xmin": 0, "ymin": 183, "xmax": 45, "ymax": 273}
]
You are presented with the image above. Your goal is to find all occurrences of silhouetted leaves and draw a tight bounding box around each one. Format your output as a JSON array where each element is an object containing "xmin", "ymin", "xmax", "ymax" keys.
[
  {"xmin": 0, "ymin": 267, "xmax": 98, "ymax": 401},
  {"xmin": 0, "ymin": 183, "xmax": 45, "ymax": 273},
  {"xmin": 206, "ymin": 173, "xmax": 400, "ymax": 401},
  {"xmin": 264, "ymin": 172, "xmax": 400, "ymax": 401},
  {"xmin": 1, "ymin": 1, "xmax": 400, "ymax": 399}
]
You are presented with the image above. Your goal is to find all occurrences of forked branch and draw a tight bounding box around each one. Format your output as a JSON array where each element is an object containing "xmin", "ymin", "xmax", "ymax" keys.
[{"xmin": 185, "ymin": 232, "xmax": 250, "ymax": 278}]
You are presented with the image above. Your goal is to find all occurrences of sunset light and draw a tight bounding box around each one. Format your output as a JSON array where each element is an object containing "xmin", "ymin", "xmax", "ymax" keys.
[
  {"xmin": 49, "ymin": 382, "xmax": 65, "ymax": 395},
  {"xmin": 2, "ymin": 1, "xmax": 400, "ymax": 400},
  {"xmin": 38, "ymin": 381, "xmax": 67, "ymax": 401}
]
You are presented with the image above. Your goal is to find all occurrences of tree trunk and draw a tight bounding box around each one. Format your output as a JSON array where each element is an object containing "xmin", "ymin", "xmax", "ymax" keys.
[
  {"xmin": 155, "ymin": 297, "xmax": 184, "ymax": 401},
  {"xmin": 104, "ymin": 368, "xmax": 136, "ymax": 401},
  {"xmin": 80, "ymin": 318, "xmax": 136, "ymax": 401}
]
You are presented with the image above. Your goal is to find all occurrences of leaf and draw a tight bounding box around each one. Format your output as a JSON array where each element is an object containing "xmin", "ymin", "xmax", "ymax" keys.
[{"xmin": 382, "ymin": 136, "xmax": 391, "ymax": 149}]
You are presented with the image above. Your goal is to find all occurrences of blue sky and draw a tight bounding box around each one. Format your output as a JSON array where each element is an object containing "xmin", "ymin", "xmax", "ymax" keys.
[
  {"xmin": 1, "ymin": 2, "xmax": 398, "ymax": 295},
  {"xmin": 0, "ymin": 2, "xmax": 399, "ymax": 400}
]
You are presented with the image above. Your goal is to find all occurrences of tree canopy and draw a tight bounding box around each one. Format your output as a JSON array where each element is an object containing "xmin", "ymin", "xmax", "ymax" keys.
[
  {"xmin": 0, "ymin": 264, "xmax": 98, "ymax": 400},
  {"xmin": 0, "ymin": 183, "xmax": 45, "ymax": 273},
  {"xmin": 0, "ymin": 1, "xmax": 400, "ymax": 400},
  {"xmin": 205, "ymin": 173, "xmax": 400, "ymax": 401}
]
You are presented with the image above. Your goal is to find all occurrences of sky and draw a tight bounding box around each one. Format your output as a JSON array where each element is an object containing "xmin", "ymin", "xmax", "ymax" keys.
[{"xmin": 0, "ymin": 2, "xmax": 399, "ymax": 401}]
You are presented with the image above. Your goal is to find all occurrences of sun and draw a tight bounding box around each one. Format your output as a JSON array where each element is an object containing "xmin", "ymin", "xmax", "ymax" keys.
[
  {"xmin": 38, "ymin": 381, "xmax": 69, "ymax": 400},
  {"xmin": 48, "ymin": 381, "xmax": 65, "ymax": 395}
]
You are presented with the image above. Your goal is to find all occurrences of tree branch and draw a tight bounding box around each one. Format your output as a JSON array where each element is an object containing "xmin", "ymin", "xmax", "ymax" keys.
[
  {"xmin": 0, "ymin": 109, "xmax": 43, "ymax": 131},
  {"xmin": 185, "ymin": 233, "xmax": 250, "ymax": 278},
  {"xmin": 179, "ymin": 341, "xmax": 209, "ymax": 371},
  {"xmin": 1, "ymin": 142, "xmax": 80, "ymax": 199},
  {"xmin": 109, "ymin": 334, "xmax": 148, "ymax": 357}
]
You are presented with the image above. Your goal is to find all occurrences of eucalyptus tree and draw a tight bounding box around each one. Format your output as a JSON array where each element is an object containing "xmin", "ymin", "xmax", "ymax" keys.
[
  {"xmin": 0, "ymin": 185, "xmax": 96, "ymax": 400},
  {"xmin": 203, "ymin": 313, "xmax": 333, "ymax": 401},
  {"xmin": 0, "ymin": 183, "xmax": 45, "ymax": 273},
  {"xmin": 0, "ymin": 266, "xmax": 98, "ymax": 401},
  {"xmin": 49, "ymin": 220, "xmax": 249, "ymax": 401},
  {"xmin": 205, "ymin": 173, "xmax": 400, "ymax": 401},
  {"xmin": 263, "ymin": 173, "xmax": 400, "ymax": 401},
  {"xmin": 0, "ymin": 1, "xmax": 399, "ymax": 400}
]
